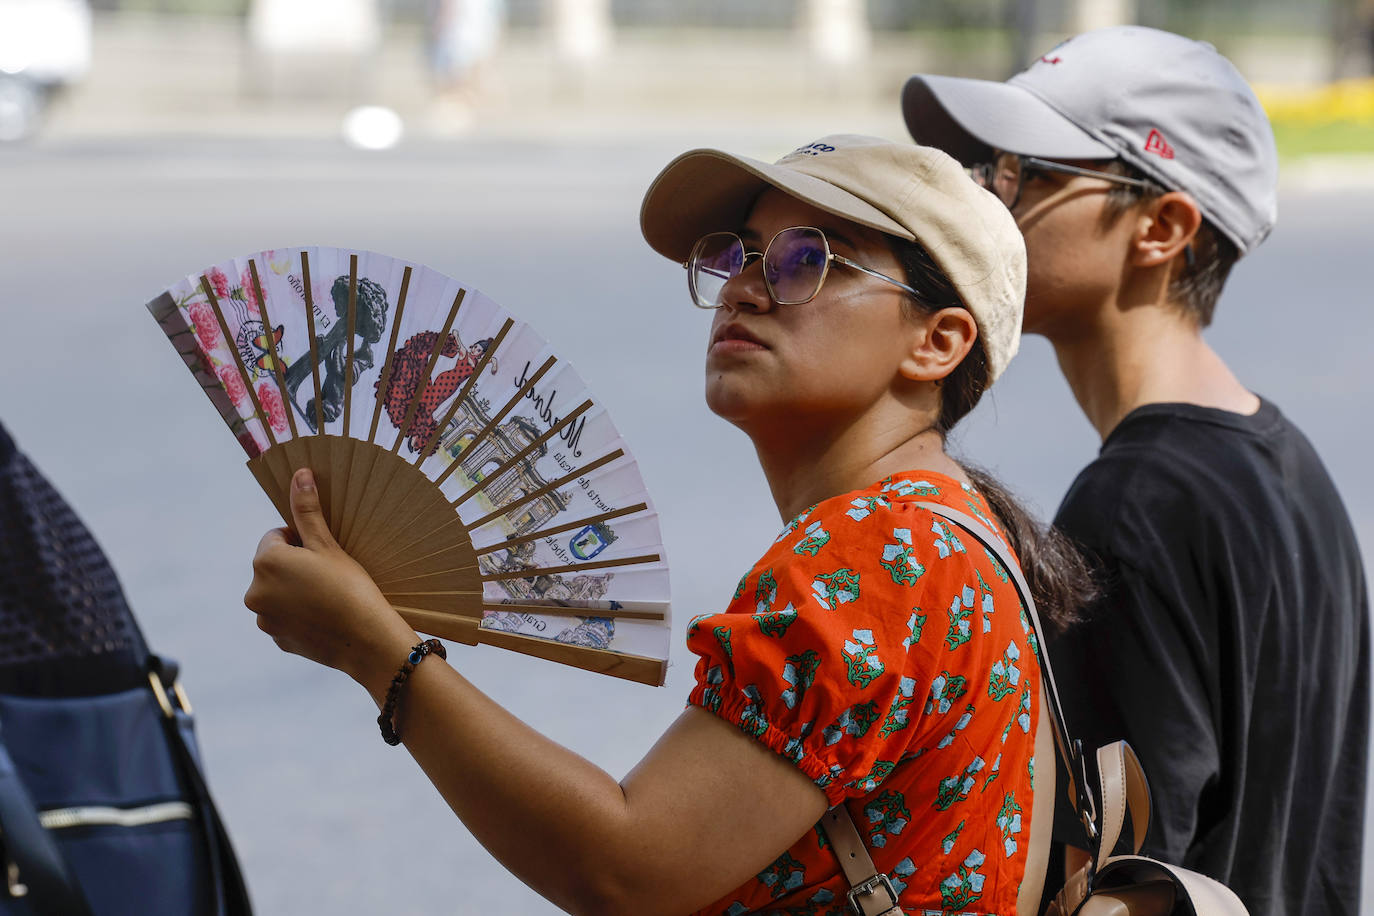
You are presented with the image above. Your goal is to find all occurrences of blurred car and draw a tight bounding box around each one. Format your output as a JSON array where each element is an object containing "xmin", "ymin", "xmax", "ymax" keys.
[{"xmin": 0, "ymin": 0, "xmax": 92, "ymax": 141}]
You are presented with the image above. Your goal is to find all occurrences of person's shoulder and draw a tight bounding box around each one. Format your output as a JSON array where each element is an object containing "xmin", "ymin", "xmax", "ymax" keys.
[{"xmin": 1056, "ymin": 401, "xmax": 1288, "ymax": 549}]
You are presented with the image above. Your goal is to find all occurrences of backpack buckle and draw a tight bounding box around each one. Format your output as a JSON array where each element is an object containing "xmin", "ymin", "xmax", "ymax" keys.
[
  {"xmin": 846, "ymin": 873, "xmax": 898, "ymax": 914},
  {"xmin": 148, "ymin": 671, "xmax": 192, "ymax": 719}
]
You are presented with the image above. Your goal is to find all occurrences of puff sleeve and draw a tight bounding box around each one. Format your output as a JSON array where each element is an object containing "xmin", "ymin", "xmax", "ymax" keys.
[{"xmin": 686, "ymin": 495, "xmax": 955, "ymax": 808}]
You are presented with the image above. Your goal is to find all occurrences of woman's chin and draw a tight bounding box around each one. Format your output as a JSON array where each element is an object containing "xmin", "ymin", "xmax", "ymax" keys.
[{"xmin": 704, "ymin": 379, "xmax": 769, "ymax": 427}]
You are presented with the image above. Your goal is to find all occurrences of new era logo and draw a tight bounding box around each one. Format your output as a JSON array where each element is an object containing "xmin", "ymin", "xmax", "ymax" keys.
[
  {"xmin": 1144, "ymin": 129, "xmax": 1175, "ymax": 159},
  {"xmin": 1039, "ymin": 55, "xmax": 1063, "ymax": 65}
]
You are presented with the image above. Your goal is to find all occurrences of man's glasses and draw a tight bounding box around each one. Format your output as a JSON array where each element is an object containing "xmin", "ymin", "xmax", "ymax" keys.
[
  {"xmin": 685, "ymin": 226, "xmax": 918, "ymax": 310},
  {"xmin": 970, "ymin": 151, "xmax": 1161, "ymax": 210}
]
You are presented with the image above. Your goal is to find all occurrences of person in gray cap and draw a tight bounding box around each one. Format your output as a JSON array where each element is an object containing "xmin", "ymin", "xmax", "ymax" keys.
[{"xmin": 903, "ymin": 25, "xmax": 1368, "ymax": 915}]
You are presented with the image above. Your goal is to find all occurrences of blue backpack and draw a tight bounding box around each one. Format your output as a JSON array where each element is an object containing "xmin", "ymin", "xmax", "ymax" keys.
[{"xmin": 0, "ymin": 423, "xmax": 251, "ymax": 916}]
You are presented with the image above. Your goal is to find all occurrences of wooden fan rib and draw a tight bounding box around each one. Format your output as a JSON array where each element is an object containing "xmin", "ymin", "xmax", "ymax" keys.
[
  {"xmin": 389, "ymin": 288, "xmax": 467, "ymax": 455},
  {"xmin": 393, "ymin": 606, "xmax": 481, "ymax": 646},
  {"xmin": 478, "ymin": 602, "xmax": 666, "ymax": 622},
  {"xmin": 480, "ymin": 552, "xmax": 661, "ymax": 581},
  {"xmin": 419, "ymin": 317, "xmax": 516, "ymax": 469},
  {"xmin": 474, "ymin": 627, "xmax": 667, "ymax": 687},
  {"xmin": 392, "ymin": 590, "xmax": 664, "ymax": 622},
  {"xmin": 372, "ymin": 559, "xmax": 481, "ymax": 591},
  {"xmin": 248, "ymin": 258, "xmax": 299, "ymax": 440},
  {"xmin": 338, "ymin": 439, "xmax": 379, "ymax": 550},
  {"xmin": 463, "ymin": 448, "xmax": 625, "ymax": 532},
  {"xmin": 449, "ymin": 397, "xmax": 592, "ymax": 509},
  {"xmin": 330, "ymin": 256, "xmax": 359, "ymax": 533},
  {"xmin": 368, "ymin": 265, "xmax": 412, "ymax": 443},
  {"xmin": 473, "ymin": 503, "xmax": 650, "ymax": 556},
  {"xmin": 300, "ymin": 251, "xmax": 326, "ymax": 435},
  {"xmin": 366, "ymin": 515, "xmax": 468, "ymax": 578},
  {"xmin": 343, "ymin": 254, "xmax": 358, "ymax": 433}
]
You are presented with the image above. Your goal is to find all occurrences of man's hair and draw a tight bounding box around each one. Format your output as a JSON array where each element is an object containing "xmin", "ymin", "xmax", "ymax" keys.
[{"xmin": 1097, "ymin": 160, "xmax": 1239, "ymax": 327}]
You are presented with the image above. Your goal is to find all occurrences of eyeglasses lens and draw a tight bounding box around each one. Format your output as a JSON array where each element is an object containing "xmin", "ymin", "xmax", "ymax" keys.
[
  {"xmin": 764, "ymin": 227, "xmax": 829, "ymax": 305},
  {"xmin": 689, "ymin": 232, "xmax": 744, "ymax": 309}
]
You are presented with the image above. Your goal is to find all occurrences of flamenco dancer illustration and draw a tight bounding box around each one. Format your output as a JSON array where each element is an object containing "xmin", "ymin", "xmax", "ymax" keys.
[
  {"xmin": 378, "ymin": 331, "xmax": 495, "ymax": 453},
  {"xmin": 284, "ymin": 275, "xmax": 391, "ymax": 430}
]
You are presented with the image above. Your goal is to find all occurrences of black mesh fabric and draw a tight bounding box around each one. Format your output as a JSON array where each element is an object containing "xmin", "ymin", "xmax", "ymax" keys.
[{"xmin": 0, "ymin": 422, "xmax": 148, "ymax": 696}]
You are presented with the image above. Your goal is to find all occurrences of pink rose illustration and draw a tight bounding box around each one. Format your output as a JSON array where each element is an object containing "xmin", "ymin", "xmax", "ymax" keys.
[
  {"xmin": 188, "ymin": 301, "xmax": 222, "ymax": 352},
  {"xmin": 206, "ymin": 267, "xmax": 231, "ymax": 299},
  {"xmin": 257, "ymin": 382, "xmax": 288, "ymax": 434},
  {"xmin": 240, "ymin": 267, "xmax": 262, "ymax": 316},
  {"xmin": 216, "ymin": 364, "xmax": 248, "ymax": 409}
]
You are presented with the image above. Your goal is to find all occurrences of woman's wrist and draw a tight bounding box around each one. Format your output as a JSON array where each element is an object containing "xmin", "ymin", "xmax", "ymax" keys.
[{"xmin": 347, "ymin": 620, "xmax": 427, "ymax": 705}]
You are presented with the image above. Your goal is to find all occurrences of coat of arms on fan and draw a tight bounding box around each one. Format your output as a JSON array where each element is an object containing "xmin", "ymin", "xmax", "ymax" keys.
[{"xmin": 147, "ymin": 247, "xmax": 670, "ymax": 685}]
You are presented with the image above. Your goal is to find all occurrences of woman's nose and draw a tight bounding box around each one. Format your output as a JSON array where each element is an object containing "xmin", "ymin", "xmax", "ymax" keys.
[{"xmin": 719, "ymin": 257, "xmax": 772, "ymax": 314}]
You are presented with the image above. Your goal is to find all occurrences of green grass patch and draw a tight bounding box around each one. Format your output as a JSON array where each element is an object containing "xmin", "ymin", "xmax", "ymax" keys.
[{"xmin": 1271, "ymin": 119, "xmax": 1374, "ymax": 159}]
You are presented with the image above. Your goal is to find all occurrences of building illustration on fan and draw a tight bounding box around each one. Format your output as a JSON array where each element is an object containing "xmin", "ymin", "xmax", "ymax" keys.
[{"xmin": 434, "ymin": 388, "xmax": 618, "ymax": 648}]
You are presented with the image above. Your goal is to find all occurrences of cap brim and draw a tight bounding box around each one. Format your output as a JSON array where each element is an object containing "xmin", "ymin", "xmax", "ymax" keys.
[
  {"xmin": 639, "ymin": 149, "xmax": 913, "ymax": 264},
  {"xmin": 902, "ymin": 74, "xmax": 1115, "ymax": 164}
]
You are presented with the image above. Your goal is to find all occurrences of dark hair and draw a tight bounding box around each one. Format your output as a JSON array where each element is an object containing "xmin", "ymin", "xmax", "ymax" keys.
[
  {"xmin": 1097, "ymin": 160, "xmax": 1239, "ymax": 327},
  {"xmin": 887, "ymin": 235, "xmax": 1096, "ymax": 631}
]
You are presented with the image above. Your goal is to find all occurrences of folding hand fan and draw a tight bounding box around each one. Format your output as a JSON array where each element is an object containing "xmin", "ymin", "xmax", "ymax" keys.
[{"xmin": 147, "ymin": 247, "xmax": 669, "ymax": 686}]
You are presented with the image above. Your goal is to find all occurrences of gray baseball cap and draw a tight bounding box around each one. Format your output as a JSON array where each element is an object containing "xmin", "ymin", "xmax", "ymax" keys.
[{"xmin": 902, "ymin": 25, "xmax": 1278, "ymax": 254}]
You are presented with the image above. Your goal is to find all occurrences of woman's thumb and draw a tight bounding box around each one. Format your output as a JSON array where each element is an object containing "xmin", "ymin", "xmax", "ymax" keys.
[{"xmin": 289, "ymin": 468, "xmax": 335, "ymax": 551}]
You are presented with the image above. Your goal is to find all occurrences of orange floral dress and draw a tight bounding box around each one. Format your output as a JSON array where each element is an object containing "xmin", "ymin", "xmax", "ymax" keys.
[{"xmin": 686, "ymin": 472, "xmax": 1040, "ymax": 915}]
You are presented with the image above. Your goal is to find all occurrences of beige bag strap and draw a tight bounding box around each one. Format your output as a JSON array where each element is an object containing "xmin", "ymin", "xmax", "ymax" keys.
[
  {"xmin": 914, "ymin": 503, "xmax": 1101, "ymax": 843},
  {"xmin": 819, "ymin": 503, "xmax": 1097, "ymax": 914},
  {"xmin": 819, "ymin": 807, "xmax": 902, "ymax": 916},
  {"xmin": 1018, "ymin": 681, "xmax": 1057, "ymax": 913},
  {"xmin": 1094, "ymin": 740, "xmax": 1151, "ymax": 861}
]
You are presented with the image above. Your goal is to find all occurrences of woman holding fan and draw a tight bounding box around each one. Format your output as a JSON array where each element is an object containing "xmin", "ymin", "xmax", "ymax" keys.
[{"xmin": 245, "ymin": 134, "xmax": 1093, "ymax": 914}]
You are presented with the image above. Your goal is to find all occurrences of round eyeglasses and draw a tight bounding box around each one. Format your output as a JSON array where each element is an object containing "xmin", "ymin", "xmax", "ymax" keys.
[
  {"xmin": 969, "ymin": 151, "xmax": 1161, "ymax": 210},
  {"xmin": 685, "ymin": 225, "xmax": 919, "ymax": 310}
]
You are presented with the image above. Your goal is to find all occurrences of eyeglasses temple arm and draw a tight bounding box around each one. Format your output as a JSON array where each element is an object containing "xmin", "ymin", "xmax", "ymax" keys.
[
  {"xmin": 1021, "ymin": 156, "xmax": 1159, "ymax": 191},
  {"xmin": 831, "ymin": 255, "xmax": 922, "ymax": 300}
]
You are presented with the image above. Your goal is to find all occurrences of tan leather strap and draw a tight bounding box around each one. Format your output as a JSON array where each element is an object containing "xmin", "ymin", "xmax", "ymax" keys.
[
  {"xmin": 914, "ymin": 502, "xmax": 1100, "ymax": 839},
  {"xmin": 1094, "ymin": 741, "xmax": 1151, "ymax": 861},
  {"xmin": 819, "ymin": 806, "xmax": 902, "ymax": 916},
  {"xmin": 1017, "ymin": 682, "xmax": 1057, "ymax": 916}
]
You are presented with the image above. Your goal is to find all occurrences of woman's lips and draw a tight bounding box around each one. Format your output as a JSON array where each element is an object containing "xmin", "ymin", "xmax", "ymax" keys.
[{"xmin": 710, "ymin": 323, "xmax": 769, "ymax": 353}]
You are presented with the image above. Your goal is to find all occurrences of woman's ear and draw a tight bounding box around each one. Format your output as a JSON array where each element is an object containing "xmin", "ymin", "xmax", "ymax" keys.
[
  {"xmin": 1132, "ymin": 191, "xmax": 1202, "ymax": 271},
  {"xmin": 898, "ymin": 307, "xmax": 977, "ymax": 383}
]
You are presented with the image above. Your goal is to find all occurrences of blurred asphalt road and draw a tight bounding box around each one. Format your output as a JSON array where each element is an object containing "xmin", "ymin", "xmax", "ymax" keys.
[{"xmin": 0, "ymin": 135, "xmax": 1370, "ymax": 914}]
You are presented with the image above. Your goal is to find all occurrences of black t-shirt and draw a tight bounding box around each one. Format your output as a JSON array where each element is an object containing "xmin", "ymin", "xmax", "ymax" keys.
[{"xmin": 1045, "ymin": 399, "xmax": 1369, "ymax": 916}]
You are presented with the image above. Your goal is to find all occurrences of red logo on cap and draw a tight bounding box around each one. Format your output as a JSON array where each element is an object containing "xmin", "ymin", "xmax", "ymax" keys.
[
  {"xmin": 1144, "ymin": 129, "xmax": 1175, "ymax": 160},
  {"xmin": 1039, "ymin": 55, "xmax": 1062, "ymax": 64}
]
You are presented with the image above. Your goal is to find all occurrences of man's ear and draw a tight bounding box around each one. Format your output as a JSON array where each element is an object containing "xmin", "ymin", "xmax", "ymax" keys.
[
  {"xmin": 1132, "ymin": 191, "xmax": 1202, "ymax": 271},
  {"xmin": 898, "ymin": 307, "xmax": 978, "ymax": 383}
]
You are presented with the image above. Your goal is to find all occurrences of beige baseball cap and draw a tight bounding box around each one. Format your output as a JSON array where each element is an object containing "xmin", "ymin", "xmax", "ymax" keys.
[{"xmin": 639, "ymin": 134, "xmax": 1027, "ymax": 384}]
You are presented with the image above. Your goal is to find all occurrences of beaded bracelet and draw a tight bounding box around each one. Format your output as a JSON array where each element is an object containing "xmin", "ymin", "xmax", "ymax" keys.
[{"xmin": 377, "ymin": 638, "xmax": 446, "ymax": 746}]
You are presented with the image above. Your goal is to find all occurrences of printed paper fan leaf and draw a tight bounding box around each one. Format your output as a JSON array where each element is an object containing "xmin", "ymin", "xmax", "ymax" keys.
[{"xmin": 147, "ymin": 247, "xmax": 670, "ymax": 686}]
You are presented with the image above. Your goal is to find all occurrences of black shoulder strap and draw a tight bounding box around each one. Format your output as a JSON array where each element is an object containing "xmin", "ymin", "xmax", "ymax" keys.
[
  {"xmin": 149, "ymin": 657, "xmax": 253, "ymax": 916},
  {"xmin": 0, "ymin": 732, "xmax": 95, "ymax": 916}
]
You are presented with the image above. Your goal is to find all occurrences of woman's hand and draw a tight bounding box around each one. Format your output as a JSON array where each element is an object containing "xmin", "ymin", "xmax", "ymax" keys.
[{"xmin": 245, "ymin": 468, "xmax": 418, "ymax": 691}]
